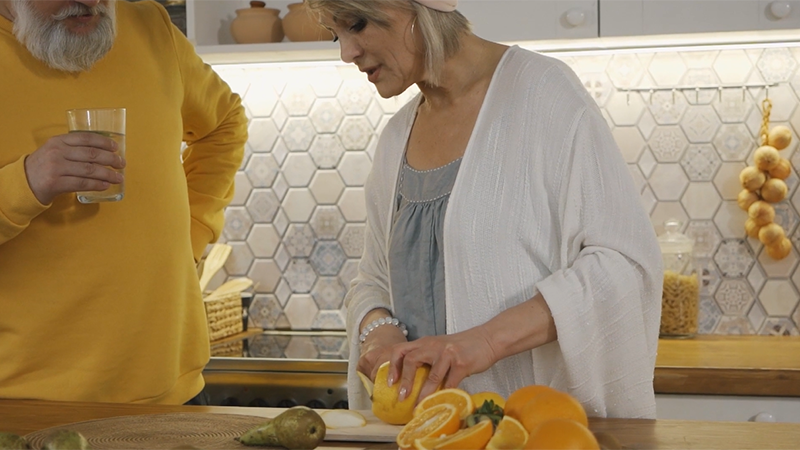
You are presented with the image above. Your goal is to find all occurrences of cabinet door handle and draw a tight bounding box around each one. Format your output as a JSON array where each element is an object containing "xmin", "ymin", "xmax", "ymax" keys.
[
  {"xmin": 769, "ymin": 1, "xmax": 792, "ymax": 19},
  {"xmin": 749, "ymin": 411, "xmax": 777, "ymax": 422},
  {"xmin": 564, "ymin": 8, "xmax": 587, "ymax": 27}
]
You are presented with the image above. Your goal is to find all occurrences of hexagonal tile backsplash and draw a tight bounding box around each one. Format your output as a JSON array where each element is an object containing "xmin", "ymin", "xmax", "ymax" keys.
[{"xmin": 209, "ymin": 44, "xmax": 800, "ymax": 337}]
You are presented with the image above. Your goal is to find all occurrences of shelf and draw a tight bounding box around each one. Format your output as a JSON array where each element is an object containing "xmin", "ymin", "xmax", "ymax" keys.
[{"xmin": 196, "ymin": 41, "xmax": 341, "ymax": 65}]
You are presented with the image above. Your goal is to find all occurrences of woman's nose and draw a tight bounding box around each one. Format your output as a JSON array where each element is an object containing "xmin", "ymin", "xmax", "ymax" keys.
[{"xmin": 339, "ymin": 38, "xmax": 363, "ymax": 64}]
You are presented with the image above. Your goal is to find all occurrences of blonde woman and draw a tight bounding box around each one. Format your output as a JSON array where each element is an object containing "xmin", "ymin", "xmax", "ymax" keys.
[{"xmin": 308, "ymin": 0, "xmax": 663, "ymax": 419}]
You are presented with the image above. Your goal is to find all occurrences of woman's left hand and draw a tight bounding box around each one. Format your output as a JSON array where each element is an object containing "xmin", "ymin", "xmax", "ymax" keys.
[{"xmin": 388, "ymin": 326, "xmax": 498, "ymax": 403}]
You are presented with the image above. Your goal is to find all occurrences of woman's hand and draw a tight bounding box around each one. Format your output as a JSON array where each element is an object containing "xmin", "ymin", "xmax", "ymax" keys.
[
  {"xmin": 388, "ymin": 327, "xmax": 499, "ymax": 403},
  {"xmin": 358, "ymin": 323, "xmax": 409, "ymax": 381}
]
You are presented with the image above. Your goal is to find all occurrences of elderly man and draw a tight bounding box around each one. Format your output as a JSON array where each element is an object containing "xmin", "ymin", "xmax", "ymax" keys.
[{"xmin": 0, "ymin": 0, "xmax": 247, "ymax": 404}]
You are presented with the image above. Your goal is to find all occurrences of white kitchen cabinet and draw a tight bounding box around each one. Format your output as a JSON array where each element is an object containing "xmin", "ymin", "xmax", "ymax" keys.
[
  {"xmin": 456, "ymin": 0, "xmax": 598, "ymax": 41},
  {"xmin": 600, "ymin": 0, "xmax": 800, "ymax": 37},
  {"xmin": 186, "ymin": 0, "xmax": 597, "ymax": 57},
  {"xmin": 656, "ymin": 394, "xmax": 800, "ymax": 423}
]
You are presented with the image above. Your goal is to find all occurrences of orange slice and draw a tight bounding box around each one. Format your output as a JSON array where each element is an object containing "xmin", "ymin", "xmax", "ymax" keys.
[
  {"xmin": 486, "ymin": 416, "xmax": 529, "ymax": 450},
  {"xmin": 524, "ymin": 419, "xmax": 599, "ymax": 449},
  {"xmin": 397, "ymin": 403, "xmax": 461, "ymax": 450},
  {"xmin": 413, "ymin": 388, "xmax": 475, "ymax": 419},
  {"xmin": 414, "ymin": 419, "xmax": 493, "ymax": 450}
]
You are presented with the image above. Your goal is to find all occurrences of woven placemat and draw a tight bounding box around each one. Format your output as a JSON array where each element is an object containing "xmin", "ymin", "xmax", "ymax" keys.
[{"xmin": 25, "ymin": 413, "xmax": 268, "ymax": 449}]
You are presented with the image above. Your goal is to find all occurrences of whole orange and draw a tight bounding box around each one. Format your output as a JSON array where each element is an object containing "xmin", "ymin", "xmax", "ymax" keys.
[
  {"xmin": 519, "ymin": 389, "xmax": 588, "ymax": 434},
  {"xmin": 504, "ymin": 384, "xmax": 555, "ymax": 420},
  {"xmin": 524, "ymin": 419, "xmax": 599, "ymax": 450}
]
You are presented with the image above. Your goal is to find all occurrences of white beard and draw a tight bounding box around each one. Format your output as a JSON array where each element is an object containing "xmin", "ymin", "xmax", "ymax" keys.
[{"xmin": 11, "ymin": 0, "xmax": 117, "ymax": 73}]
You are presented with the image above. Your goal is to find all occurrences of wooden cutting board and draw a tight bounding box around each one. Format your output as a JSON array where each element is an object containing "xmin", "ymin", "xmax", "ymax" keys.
[{"xmin": 24, "ymin": 410, "xmax": 401, "ymax": 449}]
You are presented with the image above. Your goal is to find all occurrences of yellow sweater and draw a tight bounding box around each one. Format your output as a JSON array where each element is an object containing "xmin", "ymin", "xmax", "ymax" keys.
[{"xmin": 0, "ymin": 1, "xmax": 247, "ymax": 403}]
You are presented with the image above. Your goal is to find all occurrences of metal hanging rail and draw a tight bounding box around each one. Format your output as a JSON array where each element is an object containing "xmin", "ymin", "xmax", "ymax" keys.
[{"xmin": 622, "ymin": 82, "xmax": 780, "ymax": 104}]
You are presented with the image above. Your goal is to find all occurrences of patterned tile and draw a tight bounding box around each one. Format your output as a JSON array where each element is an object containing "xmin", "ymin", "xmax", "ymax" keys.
[
  {"xmin": 339, "ymin": 223, "xmax": 366, "ymax": 258},
  {"xmin": 578, "ymin": 72, "xmax": 614, "ymax": 106},
  {"xmin": 309, "ymin": 98, "xmax": 345, "ymax": 133},
  {"xmin": 606, "ymin": 53, "xmax": 646, "ymax": 89},
  {"xmin": 606, "ymin": 90, "xmax": 646, "ymax": 126},
  {"xmin": 713, "ymin": 89, "xmax": 753, "ymax": 123},
  {"xmin": 681, "ymin": 144, "xmax": 721, "ymax": 181},
  {"xmin": 339, "ymin": 259, "xmax": 360, "ymax": 290},
  {"xmin": 280, "ymin": 82, "xmax": 316, "ymax": 116},
  {"xmin": 248, "ymin": 334, "xmax": 288, "ymax": 357},
  {"xmin": 697, "ymin": 295, "xmax": 722, "ymax": 334},
  {"xmin": 248, "ymin": 294, "xmax": 284, "ymax": 330},
  {"xmin": 245, "ymin": 189, "xmax": 280, "ymax": 223},
  {"xmin": 232, "ymin": 172, "xmax": 252, "ymax": 206},
  {"xmin": 752, "ymin": 84, "xmax": 798, "ymax": 124},
  {"xmin": 714, "ymin": 239, "xmax": 755, "ymax": 278},
  {"xmin": 649, "ymin": 126, "xmax": 689, "ymax": 162},
  {"xmin": 312, "ymin": 310, "xmax": 346, "ymax": 330},
  {"xmin": 245, "ymin": 154, "xmax": 279, "ymax": 188},
  {"xmin": 310, "ymin": 206, "xmax": 346, "ymax": 240},
  {"xmin": 337, "ymin": 79, "xmax": 374, "ymax": 115},
  {"xmin": 680, "ymin": 68, "xmax": 720, "ymax": 105},
  {"xmin": 714, "ymin": 279, "xmax": 755, "ymax": 315},
  {"xmin": 686, "ymin": 220, "xmax": 722, "ymax": 259},
  {"xmin": 282, "ymin": 117, "xmax": 317, "ymax": 151},
  {"xmin": 284, "ymin": 258, "xmax": 317, "ymax": 294},
  {"xmin": 647, "ymin": 90, "xmax": 688, "ymax": 125},
  {"xmin": 756, "ymin": 47, "xmax": 797, "ymax": 84},
  {"xmin": 310, "ymin": 241, "xmax": 347, "ymax": 276},
  {"xmin": 338, "ymin": 116, "xmax": 374, "ymax": 151},
  {"xmin": 713, "ymin": 124, "xmax": 754, "ymax": 162},
  {"xmin": 224, "ymin": 207, "xmax": 253, "ymax": 241},
  {"xmin": 225, "ymin": 242, "xmax": 255, "ymax": 277},
  {"xmin": 309, "ymin": 135, "xmax": 346, "ymax": 169},
  {"xmin": 284, "ymin": 224, "xmax": 316, "ymax": 258},
  {"xmin": 311, "ymin": 277, "xmax": 347, "ymax": 310},
  {"xmin": 681, "ymin": 106, "xmax": 721, "ymax": 144}
]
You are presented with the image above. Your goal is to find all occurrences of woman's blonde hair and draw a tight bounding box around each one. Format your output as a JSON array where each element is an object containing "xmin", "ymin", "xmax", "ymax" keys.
[{"xmin": 305, "ymin": 0, "xmax": 470, "ymax": 86}]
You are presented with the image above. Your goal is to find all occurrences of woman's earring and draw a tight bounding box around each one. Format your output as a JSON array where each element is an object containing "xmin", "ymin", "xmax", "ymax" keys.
[{"xmin": 411, "ymin": 16, "xmax": 417, "ymax": 35}]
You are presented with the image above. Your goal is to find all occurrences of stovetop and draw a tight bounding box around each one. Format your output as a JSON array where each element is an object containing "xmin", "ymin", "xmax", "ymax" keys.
[{"xmin": 242, "ymin": 330, "xmax": 349, "ymax": 361}]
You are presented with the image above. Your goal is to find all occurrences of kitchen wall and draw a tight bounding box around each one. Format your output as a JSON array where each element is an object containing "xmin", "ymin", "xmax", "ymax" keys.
[{"xmin": 209, "ymin": 43, "xmax": 800, "ymax": 338}]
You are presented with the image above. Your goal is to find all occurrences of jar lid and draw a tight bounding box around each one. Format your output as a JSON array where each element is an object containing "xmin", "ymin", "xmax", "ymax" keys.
[{"xmin": 657, "ymin": 219, "xmax": 694, "ymax": 254}]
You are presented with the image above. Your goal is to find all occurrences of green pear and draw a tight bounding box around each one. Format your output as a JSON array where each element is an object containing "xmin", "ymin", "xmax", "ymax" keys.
[
  {"xmin": 238, "ymin": 406, "xmax": 326, "ymax": 449},
  {"xmin": 42, "ymin": 430, "xmax": 89, "ymax": 450},
  {"xmin": 0, "ymin": 432, "xmax": 30, "ymax": 450}
]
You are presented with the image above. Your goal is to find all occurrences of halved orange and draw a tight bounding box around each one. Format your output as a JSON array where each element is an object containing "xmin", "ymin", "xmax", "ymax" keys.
[
  {"xmin": 397, "ymin": 403, "xmax": 461, "ymax": 450},
  {"xmin": 524, "ymin": 419, "xmax": 599, "ymax": 449},
  {"xmin": 413, "ymin": 388, "xmax": 475, "ymax": 419},
  {"xmin": 504, "ymin": 385, "xmax": 555, "ymax": 421},
  {"xmin": 486, "ymin": 416, "xmax": 529, "ymax": 450},
  {"xmin": 373, "ymin": 362, "xmax": 432, "ymax": 425},
  {"xmin": 413, "ymin": 419, "xmax": 493, "ymax": 450}
]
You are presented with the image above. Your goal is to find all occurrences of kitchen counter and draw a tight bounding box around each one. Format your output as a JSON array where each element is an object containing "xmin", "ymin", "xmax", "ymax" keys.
[
  {"xmin": 3, "ymin": 399, "xmax": 800, "ymax": 449},
  {"xmin": 654, "ymin": 335, "xmax": 800, "ymax": 397}
]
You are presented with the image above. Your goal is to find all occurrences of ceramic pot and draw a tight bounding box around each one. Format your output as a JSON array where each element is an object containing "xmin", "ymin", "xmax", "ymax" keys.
[
  {"xmin": 230, "ymin": 1, "xmax": 284, "ymax": 44},
  {"xmin": 282, "ymin": 1, "xmax": 333, "ymax": 42}
]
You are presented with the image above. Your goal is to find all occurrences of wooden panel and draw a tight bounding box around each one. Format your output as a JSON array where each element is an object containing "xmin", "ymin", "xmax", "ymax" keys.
[{"xmin": 654, "ymin": 336, "xmax": 800, "ymax": 396}]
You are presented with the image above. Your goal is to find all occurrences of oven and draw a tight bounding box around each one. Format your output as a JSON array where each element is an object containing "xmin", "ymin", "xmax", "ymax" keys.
[{"xmin": 201, "ymin": 331, "xmax": 349, "ymax": 409}]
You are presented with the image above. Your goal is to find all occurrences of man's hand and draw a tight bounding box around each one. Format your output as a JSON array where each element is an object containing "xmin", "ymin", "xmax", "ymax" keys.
[{"xmin": 24, "ymin": 132, "xmax": 125, "ymax": 204}]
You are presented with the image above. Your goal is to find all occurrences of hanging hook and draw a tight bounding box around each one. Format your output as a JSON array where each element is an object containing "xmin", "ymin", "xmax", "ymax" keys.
[
  {"xmin": 765, "ymin": 84, "xmax": 770, "ymax": 101},
  {"xmin": 742, "ymin": 85, "xmax": 747, "ymax": 102},
  {"xmin": 695, "ymin": 87, "xmax": 700, "ymax": 104},
  {"xmin": 626, "ymin": 90, "xmax": 630, "ymax": 106},
  {"xmin": 671, "ymin": 88, "xmax": 676, "ymax": 104},
  {"xmin": 649, "ymin": 89, "xmax": 654, "ymax": 105},
  {"xmin": 718, "ymin": 86, "xmax": 723, "ymax": 103}
]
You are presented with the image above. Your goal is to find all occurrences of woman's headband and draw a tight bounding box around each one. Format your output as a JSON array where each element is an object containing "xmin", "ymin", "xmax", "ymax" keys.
[{"xmin": 413, "ymin": 0, "xmax": 457, "ymax": 12}]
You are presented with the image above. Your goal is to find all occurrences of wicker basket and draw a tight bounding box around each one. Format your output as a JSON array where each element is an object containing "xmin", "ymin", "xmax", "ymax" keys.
[
  {"xmin": 203, "ymin": 291, "xmax": 243, "ymax": 342},
  {"xmin": 210, "ymin": 339, "xmax": 244, "ymax": 357}
]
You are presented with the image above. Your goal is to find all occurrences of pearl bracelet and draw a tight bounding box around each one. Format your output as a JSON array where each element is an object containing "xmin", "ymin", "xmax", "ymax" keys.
[{"xmin": 358, "ymin": 317, "xmax": 408, "ymax": 343}]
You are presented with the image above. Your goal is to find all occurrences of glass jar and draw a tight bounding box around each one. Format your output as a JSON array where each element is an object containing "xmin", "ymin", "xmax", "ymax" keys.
[{"xmin": 657, "ymin": 219, "xmax": 699, "ymax": 338}]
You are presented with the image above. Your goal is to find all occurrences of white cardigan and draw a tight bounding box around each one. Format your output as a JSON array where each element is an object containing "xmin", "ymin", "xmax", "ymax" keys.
[{"xmin": 345, "ymin": 46, "xmax": 663, "ymax": 419}]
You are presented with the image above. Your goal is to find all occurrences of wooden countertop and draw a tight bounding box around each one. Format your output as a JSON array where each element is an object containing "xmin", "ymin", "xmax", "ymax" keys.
[
  {"xmin": 654, "ymin": 335, "xmax": 800, "ymax": 397},
  {"xmin": 3, "ymin": 399, "xmax": 800, "ymax": 450}
]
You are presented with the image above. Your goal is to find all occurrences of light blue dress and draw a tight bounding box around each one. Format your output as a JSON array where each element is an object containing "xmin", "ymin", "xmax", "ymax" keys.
[{"xmin": 388, "ymin": 157, "xmax": 462, "ymax": 340}]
